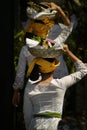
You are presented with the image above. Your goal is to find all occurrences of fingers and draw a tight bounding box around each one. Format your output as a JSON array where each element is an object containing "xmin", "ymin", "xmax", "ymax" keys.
[
  {"xmin": 40, "ymin": 2, "xmax": 51, "ymax": 7},
  {"xmin": 62, "ymin": 44, "xmax": 70, "ymax": 53},
  {"xmin": 40, "ymin": 2, "xmax": 57, "ymax": 10}
]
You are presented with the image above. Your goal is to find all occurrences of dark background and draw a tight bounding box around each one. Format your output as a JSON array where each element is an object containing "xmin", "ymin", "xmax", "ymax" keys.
[{"xmin": 0, "ymin": 0, "xmax": 14, "ymax": 130}]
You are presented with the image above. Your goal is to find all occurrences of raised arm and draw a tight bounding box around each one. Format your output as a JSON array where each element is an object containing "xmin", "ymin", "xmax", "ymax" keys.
[
  {"xmin": 59, "ymin": 44, "xmax": 87, "ymax": 89},
  {"xmin": 62, "ymin": 44, "xmax": 79, "ymax": 63},
  {"xmin": 12, "ymin": 46, "xmax": 28, "ymax": 107},
  {"xmin": 40, "ymin": 2, "xmax": 71, "ymax": 26}
]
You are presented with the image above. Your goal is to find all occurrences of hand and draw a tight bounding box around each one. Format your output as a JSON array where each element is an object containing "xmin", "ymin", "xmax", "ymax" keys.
[
  {"xmin": 49, "ymin": 2, "xmax": 60, "ymax": 11},
  {"xmin": 40, "ymin": 2, "xmax": 59, "ymax": 11},
  {"xmin": 12, "ymin": 89, "xmax": 20, "ymax": 107},
  {"xmin": 40, "ymin": 2, "xmax": 71, "ymax": 26},
  {"xmin": 62, "ymin": 44, "xmax": 79, "ymax": 62},
  {"xmin": 62, "ymin": 44, "xmax": 70, "ymax": 53}
]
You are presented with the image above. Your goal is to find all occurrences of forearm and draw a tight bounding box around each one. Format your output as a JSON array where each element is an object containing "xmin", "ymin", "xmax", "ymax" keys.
[
  {"xmin": 66, "ymin": 50, "xmax": 80, "ymax": 63},
  {"xmin": 63, "ymin": 44, "xmax": 80, "ymax": 63},
  {"xmin": 61, "ymin": 44, "xmax": 87, "ymax": 89},
  {"xmin": 42, "ymin": 2, "xmax": 71, "ymax": 26},
  {"xmin": 56, "ymin": 6, "xmax": 71, "ymax": 26},
  {"xmin": 13, "ymin": 76, "xmax": 24, "ymax": 89}
]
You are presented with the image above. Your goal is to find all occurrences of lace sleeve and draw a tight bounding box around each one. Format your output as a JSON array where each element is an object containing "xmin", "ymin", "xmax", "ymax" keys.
[
  {"xmin": 59, "ymin": 60, "xmax": 87, "ymax": 89},
  {"xmin": 13, "ymin": 46, "xmax": 28, "ymax": 89}
]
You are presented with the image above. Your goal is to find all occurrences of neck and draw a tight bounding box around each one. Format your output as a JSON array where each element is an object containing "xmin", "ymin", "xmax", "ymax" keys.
[
  {"xmin": 37, "ymin": 74, "xmax": 53, "ymax": 85},
  {"xmin": 42, "ymin": 73, "xmax": 53, "ymax": 80}
]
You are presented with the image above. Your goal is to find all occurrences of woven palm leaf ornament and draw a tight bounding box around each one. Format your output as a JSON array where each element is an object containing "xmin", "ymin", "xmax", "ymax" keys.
[{"xmin": 25, "ymin": 0, "xmax": 73, "ymax": 58}]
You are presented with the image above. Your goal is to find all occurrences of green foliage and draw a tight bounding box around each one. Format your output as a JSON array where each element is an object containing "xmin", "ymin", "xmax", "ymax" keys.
[{"xmin": 14, "ymin": 30, "xmax": 25, "ymax": 40}]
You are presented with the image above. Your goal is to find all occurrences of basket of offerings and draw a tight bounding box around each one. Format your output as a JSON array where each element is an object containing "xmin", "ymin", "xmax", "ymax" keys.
[
  {"xmin": 25, "ymin": 32, "xmax": 63, "ymax": 58},
  {"xmin": 25, "ymin": 1, "xmax": 63, "ymax": 58}
]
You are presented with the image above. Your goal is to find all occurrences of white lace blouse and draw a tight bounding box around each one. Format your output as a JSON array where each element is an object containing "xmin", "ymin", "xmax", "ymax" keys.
[{"xmin": 23, "ymin": 60, "xmax": 87, "ymax": 130}]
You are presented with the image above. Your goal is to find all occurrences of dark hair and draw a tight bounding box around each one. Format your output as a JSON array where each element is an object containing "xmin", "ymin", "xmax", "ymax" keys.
[
  {"xmin": 29, "ymin": 64, "xmax": 40, "ymax": 81},
  {"xmin": 29, "ymin": 58, "xmax": 55, "ymax": 81},
  {"xmin": 24, "ymin": 32, "xmax": 36, "ymax": 41},
  {"xmin": 44, "ymin": 58, "xmax": 55, "ymax": 62}
]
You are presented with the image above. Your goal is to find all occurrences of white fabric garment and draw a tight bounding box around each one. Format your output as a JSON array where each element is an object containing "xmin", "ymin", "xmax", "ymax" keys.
[
  {"xmin": 13, "ymin": 45, "xmax": 69, "ymax": 90},
  {"xmin": 26, "ymin": 38, "xmax": 39, "ymax": 48},
  {"xmin": 13, "ymin": 16, "xmax": 77, "ymax": 130},
  {"xmin": 26, "ymin": 23, "xmax": 73, "ymax": 58},
  {"xmin": 23, "ymin": 60, "xmax": 87, "ymax": 130},
  {"xmin": 13, "ymin": 21, "xmax": 75, "ymax": 89}
]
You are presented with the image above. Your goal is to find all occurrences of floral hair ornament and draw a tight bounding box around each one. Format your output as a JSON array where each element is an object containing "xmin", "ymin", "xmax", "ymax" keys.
[{"xmin": 26, "ymin": 57, "xmax": 60, "ymax": 77}]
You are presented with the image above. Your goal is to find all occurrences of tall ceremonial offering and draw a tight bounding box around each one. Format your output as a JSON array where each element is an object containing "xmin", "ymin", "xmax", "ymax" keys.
[{"xmin": 25, "ymin": 0, "xmax": 72, "ymax": 58}]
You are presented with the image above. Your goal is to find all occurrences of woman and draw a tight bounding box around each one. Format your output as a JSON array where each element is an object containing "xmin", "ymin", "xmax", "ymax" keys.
[
  {"xmin": 21, "ymin": 1, "xmax": 77, "ymax": 78},
  {"xmin": 12, "ymin": 44, "xmax": 87, "ymax": 130}
]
